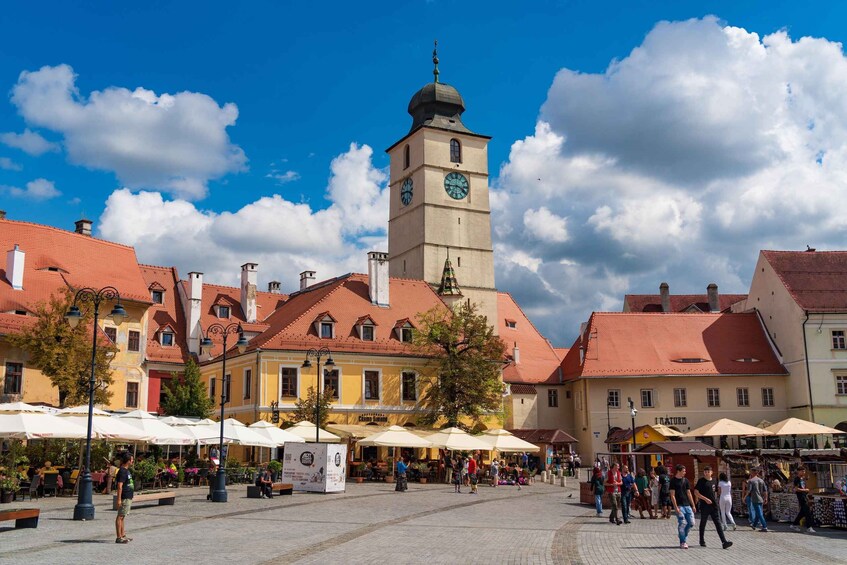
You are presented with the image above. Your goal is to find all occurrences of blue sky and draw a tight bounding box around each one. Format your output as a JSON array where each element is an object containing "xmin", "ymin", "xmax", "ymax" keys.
[{"xmin": 3, "ymin": 1, "xmax": 847, "ymax": 345}]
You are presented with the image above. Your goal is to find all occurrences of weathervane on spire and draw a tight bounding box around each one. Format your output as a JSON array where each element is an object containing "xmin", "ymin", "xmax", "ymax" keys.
[{"xmin": 432, "ymin": 40, "xmax": 440, "ymax": 83}]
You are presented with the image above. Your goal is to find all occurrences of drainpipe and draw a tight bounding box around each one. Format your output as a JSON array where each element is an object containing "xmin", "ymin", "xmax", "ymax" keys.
[{"xmin": 802, "ymin": 312, "xmax": 817, "ymax": 444}]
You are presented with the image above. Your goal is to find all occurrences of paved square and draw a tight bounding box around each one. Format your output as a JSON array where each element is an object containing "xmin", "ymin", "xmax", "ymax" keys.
[{"xmin": 0, "ymin": 481, "xmax": 844, "ymax": 564}]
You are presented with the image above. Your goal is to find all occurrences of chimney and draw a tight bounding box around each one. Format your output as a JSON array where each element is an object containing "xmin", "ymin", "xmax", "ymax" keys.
[
  {"xmin": 5, "ymin": 244, "xmax": 25, "ymax": 290},
  {"xmin": 660, "ymin": 282, "xmax": 670, "ymax": 312},
  {"xmin": 367, "ymin": 251, "xmax": 390, "ymax": 307},
  {"xmin": 241, "ymin": 263, "xmax": 258, "ymax": 324},
  {"xmin": 513, "ymin": 342, "xmax": 520, "ymax": 365},
  {"xmin": 0, "ymin": 210, "xmax": 6, "ymax": 220},
  {"xmin": 707, "ymin": 283, "xmax": 719, "ymax": 313},
  {"xmin": 268, "ymin": 281, "xmax": 281, "ymax": 294},
  {"xmin": 186, "ymin": 272, "xmax": 203, "ymax": 354},
  {"xmin": 74, "ymin": 218, "xmax": 92, "ymax": 236},
  {"xmin": 299, "ymin": 270, "xmax": 315, "ymax": 290}
]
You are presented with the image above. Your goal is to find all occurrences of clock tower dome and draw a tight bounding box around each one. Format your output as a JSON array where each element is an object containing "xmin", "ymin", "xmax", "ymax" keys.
[{"xmin": 386, "ymin": 44, "xmax": 498, "ymax": 330}]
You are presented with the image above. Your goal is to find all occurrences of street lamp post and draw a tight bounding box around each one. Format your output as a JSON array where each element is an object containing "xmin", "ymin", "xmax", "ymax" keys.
[
  {"xmin": 302, "ymin": 348, "xmax": 334, "ymax": 443},
  {"xmin": 200, "ymin": 323, "xmax": 248, "ymax": 503},
  {"xmin": 64, "ymin": 286, "xmax": 127, "ymax": 521},
  {"xmin": 628, "ymin": 397, "xmax": 638, "ymax": 470}
]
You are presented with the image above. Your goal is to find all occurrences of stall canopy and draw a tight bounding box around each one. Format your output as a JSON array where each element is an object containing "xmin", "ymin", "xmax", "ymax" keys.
[
  {"xmin": 475, "ymin": 429, "xmax": 540, "ymax": 453},
  {"xmin": 651, "ymin": 424, "xmax": 685, "ymax": 438},
  {"xmin": 507, "ymin": 428, "xmax": 578, "ymax": 445},
  {"xmin": 682, "ymin": 418, "xmax": 774, "ymax": 438},
  {"xmin": 248, "ymin": 420, "xmax": 306, "ymax": 446},
  {"xmin": 763, "ymin": 418, "xmax": 846, "ymax": 436},
  {"xmin": 423, "ymin": 427, "xmax": 491, "ymax": 451},
  {"xmin": 0, "ymin": 402, "xmax": 86, "ymax": 439},
  {"xmin": 117, "ymin": 410, "xmax": 194, "ymax": 445},
  {"xmin": 283, "ymin": 421, "xmax": 342, "ymax": 443},
  {"xmin": 358, "ymin": 425, "xmax": 433, "ymax": 448},
  {"xmin": 195, "ymin": 418, "xmax": 276, "ymax": 447},
  {"xmin": 57, "ymin": 406, "xmax": 153, "ymax": 441}
]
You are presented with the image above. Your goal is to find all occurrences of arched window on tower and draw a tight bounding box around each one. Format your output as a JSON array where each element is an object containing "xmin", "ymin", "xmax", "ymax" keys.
[
  {"xmin": 450, "ymin": 139, "xmax": 462, "ymax": 163},
  {"xmin": 404, "ymin": 145, "xmax": 410, "ymax": 169}
]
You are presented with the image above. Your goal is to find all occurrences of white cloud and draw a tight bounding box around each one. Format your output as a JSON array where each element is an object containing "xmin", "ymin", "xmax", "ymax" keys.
[
  {"xmin": 0, "ymin": 129, "xmax": 59, "ymax": 156},
  {"xmin": 2, "ymin": 178, "xmax": 60, "ymax": 200},
  {"xmin": 492, "ymin": 16, "xmax": 847, "ymax": 345},
  {"xmin": 9, "ymin": 64, "xmax": 246, "ymax": 200},
  {"xmin": 266, "ymin": 170, "xmax": 300, "ymax": 184},
  {"xmin": 0, "ymin": 157, "xmax": 22, "ymax": 171},
  {"xmin": 99, "ymin": 143, "xmax": 388, "ymax": 291}
]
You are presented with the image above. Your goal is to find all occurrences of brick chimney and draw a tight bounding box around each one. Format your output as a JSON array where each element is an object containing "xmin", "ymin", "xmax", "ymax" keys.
[
  {"xmin": 299, "ymin": 270, "xmax": 315, "ymax": 290},
  {"xmin": 660, "ymin": 282, "xmax": 670, "ymax": 312},
  {"xmin": 268, "ymin": 281, "xmax": 281, "ymax": 294},
  {"xmin": 707, "ymin": 283, "xmax": 719, "ymax": 313},
  {"xmin": 74, "ymin": 219, "xmax": 92, "ymax": 236},
  {"xmin": 367, "ymin": 251, "xmax": 389, "ymax": 307}
]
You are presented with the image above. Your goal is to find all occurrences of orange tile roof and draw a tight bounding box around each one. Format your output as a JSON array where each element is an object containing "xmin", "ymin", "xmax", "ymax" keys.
[
  {"xmin": 140, "ymin": 265, "xmax": 190, "ymax": 365},
  {"xmin": 762, "ymin": 250, "xmax": 847, "ymax": 311},
  {"xmin": 498, "ymin": 293, "xmax": 562, "ymax": 385},
  {"xmin": 624, "ymin": 293, "xmax": 746, "ymax": 313},
  {"xmin": 0, "ymin": 311, "xmax": 37, "ymax": 335},
  {"xmin": 0, "ymin": 219, "xmax": 152, "ymax": 315},
  {"xmin": 248, "ymin": 273, "xmax": 448, "ymax": 356},
  {"xmin": 561, "ymin": 312, "xmax": 787, "ymax": 379}
]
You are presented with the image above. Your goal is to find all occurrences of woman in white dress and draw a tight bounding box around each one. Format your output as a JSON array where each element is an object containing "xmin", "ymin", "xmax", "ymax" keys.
[
  {"xmin": 717, "ymin": 472, "xmax": 737, "ymax": 530},
  {"xmin": 649, "ymin": 468, "xmax": 660, "ymax": 517}
]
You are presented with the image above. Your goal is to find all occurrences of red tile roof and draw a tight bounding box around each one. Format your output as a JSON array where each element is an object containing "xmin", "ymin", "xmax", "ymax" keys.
[
  {"xmin": 0, "ymin": 311, "xmax": 37, "ymax": 335},
  {"xmin": 624, "ymin": 293, "xmax": 746, "ymax": 313},
  {"xmin": 248, "ymin": 273, "xmax": 448, "ymax": 356},
  {"xmin": 140, "ymin": 265, "xmax": 189, "ymax": 365},
  {"xmin": 498, "ymin": 293, "xmax": 562, "ymax": 385},
  {"xmin": 509, "ymin": 383, "xmax": 537, "ymax": 395},
  {"xmin": 0, "ymin": 219, "xmax": 152, "ymax": 311},
  {"xmin": 508, "ymin": 428, "xmax": 578, "ymax": 444},
  {"xmin": 561, "ymin": 312, "xmax": 787, "ymax": 379},
  {"xmin": 762, "ymin": 250, "xmax": 847, "ymax": 311}
]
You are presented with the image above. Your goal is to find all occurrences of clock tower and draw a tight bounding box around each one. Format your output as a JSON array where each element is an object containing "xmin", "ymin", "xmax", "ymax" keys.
[{"xmin": 386, "ymin": 45, "xmax": 498, "ymax": 330}]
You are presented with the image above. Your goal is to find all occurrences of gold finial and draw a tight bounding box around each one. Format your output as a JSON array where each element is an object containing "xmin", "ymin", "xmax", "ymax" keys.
[{"xmin": 433, "ymin": 40, "xmax": 440, "ymax": 83}]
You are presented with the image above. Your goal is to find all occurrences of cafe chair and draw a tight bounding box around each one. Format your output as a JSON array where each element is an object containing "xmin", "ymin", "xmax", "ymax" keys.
[{"xmin": 42, "ymin": 473, "xmax": 59, "ymax": 497}]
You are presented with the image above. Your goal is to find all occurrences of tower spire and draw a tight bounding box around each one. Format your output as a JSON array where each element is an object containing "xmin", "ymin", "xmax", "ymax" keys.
[
  {"xmin": 432, "ymin": 40, "xmax": 439, "ymax": 83},
  {"xmin": 437, "ymin": 250, "xmax": 462, "ymax": 297}
]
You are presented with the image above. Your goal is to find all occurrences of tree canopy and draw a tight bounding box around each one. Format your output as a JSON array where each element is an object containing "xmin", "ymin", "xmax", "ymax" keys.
[
  {"xmin": 289, "ymin": 385, "xmax": 334, "ymax": 428},
  {"xmin": 413, "ymin": 301, "xmax": 506, "ymax": 428},
  {"xmin": 160, "ymin": 358, "xmax": 213, "ymax": 418},
  {"xmin": 7, "ymin": 290, "xmax": 116, "ymax": 407}
]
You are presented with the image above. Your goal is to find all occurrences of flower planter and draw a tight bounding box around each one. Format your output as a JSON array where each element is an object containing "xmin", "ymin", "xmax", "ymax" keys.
[
  {"xmin": 419, "ymin": 477, "xmax": 428, "ymax": 484},
  {"xmin": 355, "ymin": 476, "xmax": 364, "ymax": 484},
  {"xmin": 385, "ymin": 475, "xmax": 394, "ymax": 483},
  {"xmin": 0, "ymin": 490, "xmax": 14, "ymax": 504}
]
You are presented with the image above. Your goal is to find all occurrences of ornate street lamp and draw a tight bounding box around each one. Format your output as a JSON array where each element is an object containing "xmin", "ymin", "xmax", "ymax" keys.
[
  {"xmin": 628, "ymin": 397, "xmax": 638, "ymax": 470},
  {"xmin": 200, "ymin": 322, "xmax": 248, "ymax": 503},
  {"xmin": 301, "ymin": 348, "xmax": 334, "ymax": 443},
  {"xmin": 64, "ymin": 286, "xmax": 127, "ymax": 521}
]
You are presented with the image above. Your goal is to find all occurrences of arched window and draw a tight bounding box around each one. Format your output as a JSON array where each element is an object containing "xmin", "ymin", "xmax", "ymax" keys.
[
  {"xmin": 404, "ymin": 145, "xmax": 410, "ymax": 169},
  {"xmin": 450, "ymin": 139, "xmax": 462, "ymax": 163}
]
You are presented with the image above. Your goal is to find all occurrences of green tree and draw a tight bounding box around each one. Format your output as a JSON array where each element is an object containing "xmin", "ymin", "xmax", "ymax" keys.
[
  {"xmin": 160, "ymin": 358, "xmax": 213, "ymax": 417},
  {"xmin": 7, "ymin": 290, "xmax": 115, "ymax": 407},
  {"xmin": 413, "ymin": 301, "xmax": 506, "ymax": 428},
  {"xmin": 289, "ymin": 385, "xmax": 334, "ymax": 428}
]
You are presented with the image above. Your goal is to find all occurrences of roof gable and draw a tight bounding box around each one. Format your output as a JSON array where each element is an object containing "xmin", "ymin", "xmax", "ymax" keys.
[
  {"xmin": 498, "ymin": 293, "xmax": 561, "ymax": 385},
  {"xmin": 140, "ymin": 265, "xmax": 190, "ymax": 364},
  {"xmin": 762, "ymin": 250, "xmax": 847, "ymax": 311}
]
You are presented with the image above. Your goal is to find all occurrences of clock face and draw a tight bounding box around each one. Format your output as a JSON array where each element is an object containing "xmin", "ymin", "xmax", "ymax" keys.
[
  {"xmin": 401, "ymin": 178, "xmax": 413, "ymax": 206},
  {"xmin": 444, "ymin": 172, "xmax": 469, "ymax": 199}
]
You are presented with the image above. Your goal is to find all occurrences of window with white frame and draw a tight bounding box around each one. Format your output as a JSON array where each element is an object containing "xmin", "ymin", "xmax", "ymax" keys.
[
  {"xmin": 321, "ymin": 322, "xmax": 333, "ymax": 338},
  {"xmin": 673, "ymin": 388, "xmax": 687, "ymax": 407},
  {"xmin": 126, "ymin": 382, "xmax": 139, "ymax": 408},
  {"xmin": 401, "ymin": 371, "xmax": 417, "ymax": 401},
  {"xmin": 607, "ymin": 389, "xmax": 620, "ymax": 408},
  {"xmin": 737, "ymin": 387, "xmax": 750, "ymax": 407},
  {"xmin": 364, "ymin": 370, "xmax": 380, "ymax": 400},
  {"xmin": 361, "ymin": 324, "xmax": 374, "ymax": 341},
  {"xmin": 243, "ymin": 368, "xmax": 252, "ymax": 400},
  {"xmin": 160, "ymin": 328, "xmax": 174, "ymax": 346},
  {"xmin": 640, "ymin": 389, "xmax": 654, "ymax": 408},
  {"xmin": 707, "ymin": 387, "xmax": 720, "ymax": 407},
  {"xmin": 280, "ymin": 367, "xmax": 297, "ymax": 398},
  {"xmin": 837, "ymin": 375, "xmax": 847, "ymax": 395},
  {"xmin": 218, "ymin": 305, "xmax": 230, "ymax": 319},
  {"xmin": 151, "ymin": 290, "xmax": 164, "ymax": 304},
  {"xmin": 324, "ymin": 369, "xmax": 340, "ymax": 400},
  {"xmin": 762, "ymin": 387, "xmax": 775, "ymax": 406},
  {"xmin": 833, "ymin": 330, "xmax": 847, "ymax": 350},
  {"xmin": 104, "ymin": 327, "xmax": 117, "ymax": 344},
  {"xmin": 548, "ymin": 389, "xmax": 558, "ymax": 408}
]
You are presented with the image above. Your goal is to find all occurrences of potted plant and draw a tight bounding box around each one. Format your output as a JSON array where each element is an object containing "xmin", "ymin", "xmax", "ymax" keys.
[
  {"xmin": 0, "ymin": 477, "xmax": 19, "ymax": 503},
  {"xmin": 267, "ymin": 460, "xmax": 282, "ymax": 482},
  {"xmin": 417, "ymin": 463, "xmax": 429, "ymax": 484},
  {"xmin": 355, "ymin": 462, "xmax": 367, "ymax": 483}
]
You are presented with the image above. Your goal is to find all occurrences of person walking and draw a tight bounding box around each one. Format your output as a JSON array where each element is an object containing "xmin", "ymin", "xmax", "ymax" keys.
[
  {"xmin": 790, "ymin": 467, "xmax": 816, "ymax": 533},
  {"xmin": 694, "ymin": 465, "xmax": 733, "ymax": 549},
  {"xmin": 114, "ymin": 452, "xmax": 134, "ymax": 544},
  {"xmin": 747, "ymin": 468, "xmax": 769, "ymax": 532},
  {"xmin": 452, "ymin": 456, "xmax": 463, "ymax": 493},
  {"xmin": 591, "ymin": 467, "xmax": 605, "ymax": 517},
  {"xmin": 635, "ymin": 468, "xmax": 655, "ymax": 519},
  {"xmin": 658, "ymin": 466, "xmax": 672, "ymax": 519},
  {"xmin": 490, "ymin": 458, "xmax": 500, "ymax": 487},
  {"xmin": 717, "ymin": 472, "xmax": 736, "ymax": 531},
  {"xmin": 740, "ymin": 470, "xmax": 754, "ymax": 523},
  {"xmin": 395, "ymin": 456, "xmax": 408, "ymax": 492},
  {"xmin": 605, "ymin": 462, "xmax": 623, "ymax": 525},
  {"xmin": 669, "ymin": 464, "xmax": 696, "ymax": 549},
  {"xmin": 621, "ymin": 464, "xmax": 636, "ymax": 524},
  {"xmin": 467, "ymin": 455, "xmax": 478, "ymax": 494}
]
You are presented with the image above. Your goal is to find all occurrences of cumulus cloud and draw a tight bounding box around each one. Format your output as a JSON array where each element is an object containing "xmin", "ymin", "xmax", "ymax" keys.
[
  {"xmin": 266, "ymin": 170, "xmax": 301, "ymax": 184},
  {"xmin": 0, "ymin": 157, "xmax": 22, "ymax": 171},
  {"xmin": 492, "ymin": 16, "xmax": 847, "ymax": 345},
  {"xmin": 9, "ymin": 64, "xmax": 246, "ymax": 199},
  {"xmin": 100, "ymin": 143, "xmax": 387, "ymax": 291},
  {"xmin": 2, "ymin": 178, "xmax": 60, "ymax": 200},
  {"xmin": 0, "ymin": 129, "xmax": 59, "ymax": 156}
]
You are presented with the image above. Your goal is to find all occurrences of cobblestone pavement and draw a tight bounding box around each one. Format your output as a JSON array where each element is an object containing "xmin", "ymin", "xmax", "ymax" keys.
[{"xmin": 0, "ymin": 481, "xmax": 844, "ymax": 564}]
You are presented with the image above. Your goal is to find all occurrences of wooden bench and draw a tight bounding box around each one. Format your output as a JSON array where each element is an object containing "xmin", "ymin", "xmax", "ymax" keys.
[
  {"xmin": 112, "ymin": 490, "xmax": 176, "ymax": 510},
  {"xmin": 247, "ymin": 482, "xmax": 293, "ymax": 497},
  {"xmin": 0, "ymin": 508, "xmax": 39, "ymax": 528}
]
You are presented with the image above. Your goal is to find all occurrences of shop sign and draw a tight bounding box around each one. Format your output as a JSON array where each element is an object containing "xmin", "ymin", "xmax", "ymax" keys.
[
  {"xmin": 358, "ymin": 413, "xmax": 389, "ymax": 423},
  {"xmin": 655, "ymin": 416, "xmax": 687, "ymax": 426}
]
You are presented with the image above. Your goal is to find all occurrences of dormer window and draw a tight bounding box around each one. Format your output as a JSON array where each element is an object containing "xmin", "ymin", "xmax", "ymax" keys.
[
  {"xmin": 321, "ymin": 322, "xmax": 333, "ymax": 338},
  {"xmin": 362, "ymin": 325, "xmax": 374, "ymax": 341},
  {"xmin": 313, "ymin": 312, "xmax": 337, "ymax": 339},
  {"xmin": 395, "ymin": 319, "xmax": 415, "ymax": 343},
  {"xmin": 160, "ymin": 329, "xmax": 175, "ymax": 346},
  {"xmin": 505, "ymin": 319, "xmax": 517, "ymax": 329},
  {"xmin": 47, "ymin": 267, "xmax": 60, "ymax": 272},
  {"xmin": 151, "ymin": 290, "xmax": 164, "ymax": 304},
  {"xmin": 356, "ymin": 315, "xmax": 377, "ymax": 341},
  {"xmin": 217, "ymin": 305, "xmax": 230, "ymax": 318}
]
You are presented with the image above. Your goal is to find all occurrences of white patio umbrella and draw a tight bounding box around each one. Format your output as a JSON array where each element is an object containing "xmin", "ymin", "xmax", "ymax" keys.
[
  {"xmin": 284, "ymin": 421, "xmax": 342, "ymax": 443},
  {"xmin": 763, "ymin": 418, "xmax": 845, "ymax": 436},
  {"xmin": 0, "ymin": 411, "xmax": 87, "ymax": 439},
  {"xmin": 195, "ymin": 418, "xmax": 276, "ymax": 448},
  {"xmin": 423, "ymin": 427, "xmax": 491, "ymax": 451},
  {"xmin": 474, "ymin": 429, "xmax": 540, "ymax": 453},
  {"xmin": 117, "ymin": 410, "xmax": 193, "ymax": 445},
  {"xmin": 159, "ymin": 415, "xmax": 193, "ymax": 426},
  {"xmin": 57, "ymin": 406, "xmax": 153, "ymax": 441},
  {"xmin": 682, "ymin": 418, "xmax": 774, "ymax": 438},
  {"xmin": 0, "ymin": 401, "xmax": 47, "ymax": 414},
  {"xmin": 358, "ymin": 425, "xmax": 433, "ymax": 448},
  {"xmin": 248, "ymin": 420, "xmax": 306, "ymax": 445}
]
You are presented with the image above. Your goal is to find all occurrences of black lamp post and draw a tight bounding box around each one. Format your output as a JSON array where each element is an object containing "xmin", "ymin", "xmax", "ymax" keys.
[
  {"xmin": 607, "ymin": 396, "xmax": 612, "ymax": 435},
  {"xmin": 302, "ymin": 348, "xmax": 334, "ymax": 443},
  {"xmin": 200, "ymin": 322, "xmax": 248, "ymax": 503},
  {"xmin": 64, "ymin": 286, "xmax": 127, "ymax": 521},
  {"xmin": 628, "ymin": 397, "xmax": 638, "ymax": 469}
]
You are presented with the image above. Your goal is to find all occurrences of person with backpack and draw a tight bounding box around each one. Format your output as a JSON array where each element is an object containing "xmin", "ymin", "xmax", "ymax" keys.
[{"xmin": 657, "ymin": 465, "xmax": 672, "ymax": 519}]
